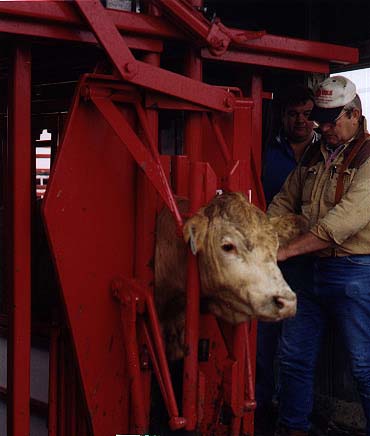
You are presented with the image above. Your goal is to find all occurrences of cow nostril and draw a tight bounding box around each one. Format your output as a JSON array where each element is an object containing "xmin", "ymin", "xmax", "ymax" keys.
[{"xmin": 273, "ymin": 296, "xmax": 285, "ymax": 310}]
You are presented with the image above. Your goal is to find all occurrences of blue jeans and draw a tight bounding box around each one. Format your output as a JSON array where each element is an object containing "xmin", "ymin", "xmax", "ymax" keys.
[
  {"xmin": 279, "ymin": 255, "xmax": 370, "ymax": 435},
  {"xmin": 256, "ymin": 256, "xmax": 314, "ymax": 408}
]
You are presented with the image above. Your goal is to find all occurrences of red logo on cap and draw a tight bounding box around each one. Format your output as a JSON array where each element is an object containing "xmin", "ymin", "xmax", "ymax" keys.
[{"xmin": 316, "ymin": 89, "xmax": 333, "ymax": 97}]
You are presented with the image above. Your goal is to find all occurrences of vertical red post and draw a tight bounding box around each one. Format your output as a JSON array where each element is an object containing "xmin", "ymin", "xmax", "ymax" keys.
[
  {"xmin": 134, "ymin": 48, "xmax": 161, "ymax": 431},
  {"xmin": 182, "ymin": 44, "xmax": 203, "ymax": 430},
  {"xmin": 6, "ymin": 45, "xmax": 31, "ymax": 436},
  {"xmin": 251, "ymin": 74, "xmax": 263, "ymax": 173}
]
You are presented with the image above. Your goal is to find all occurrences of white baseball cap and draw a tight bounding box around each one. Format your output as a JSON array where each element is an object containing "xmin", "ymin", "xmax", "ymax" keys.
[{"xmin": 309, "ymin": 76, "xmax": 357, "ymax": 123}]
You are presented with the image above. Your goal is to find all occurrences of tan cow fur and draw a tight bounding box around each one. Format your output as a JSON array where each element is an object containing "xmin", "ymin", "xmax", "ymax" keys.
[{"xmin": 155, "ymin": 192, "xmax": 304, "ymax": 360}]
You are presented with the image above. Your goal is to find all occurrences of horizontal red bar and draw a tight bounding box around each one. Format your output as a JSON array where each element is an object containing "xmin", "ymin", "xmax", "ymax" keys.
[
  {"xmin": 202, "ymin": 48, "xmax": 330, "ymax": 73},
  {"xmin": 0, "ymin": 16, "xmax": 163, "ymax": 52},
  {"xmin": 0, "ymin": 1, "xmax": 358, "ymax": 65}
]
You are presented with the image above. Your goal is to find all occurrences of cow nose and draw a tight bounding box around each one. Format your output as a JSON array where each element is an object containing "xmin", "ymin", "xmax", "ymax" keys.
[{"xmin": 273, "ymin": 294, "xmax": 296, "ymax": 318}]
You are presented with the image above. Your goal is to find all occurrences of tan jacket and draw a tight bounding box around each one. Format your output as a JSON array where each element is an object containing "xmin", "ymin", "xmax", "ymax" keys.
[{"xmin": 268, "ymin": 121, "xmax": 370, "ymax": 257}]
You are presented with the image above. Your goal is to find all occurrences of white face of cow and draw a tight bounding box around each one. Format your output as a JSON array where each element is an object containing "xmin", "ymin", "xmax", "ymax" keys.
[{"xmin": 183, "ymin": 192, "xmax": 297, "ymax": 324}]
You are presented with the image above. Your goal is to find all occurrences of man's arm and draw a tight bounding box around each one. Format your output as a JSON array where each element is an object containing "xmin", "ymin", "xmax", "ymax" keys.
[
  {"xmin": 267, "ymin": 166, "xmax": 302, "ymax": 217},
  {"xmin": 278, "ymin": 232, "xmax": 331, "ymax": 261}
]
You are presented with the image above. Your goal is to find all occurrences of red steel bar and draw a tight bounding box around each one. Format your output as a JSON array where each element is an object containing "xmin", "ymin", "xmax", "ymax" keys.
[
  {"xmin": 0, "ymin": 2, "xmax": 358, "ymax": 65},
  {"xmin": 230, "ymin": 325, "xmax": 246, "ymax": 435},
  {"xmin": 209, "ymin": 113, "xmax": 232, "ymax": 164},
  {"xmin": 182, "ymin": 44, "xmax": 204, "ymax": 430},
  {"xmin": 91, "ymin": 94, "xmax": 183, "ymax": 232},
  {"xmin": 251, "ymin": 75, "xmax": 263, "ymax": 176},
  {"xmin": 74, "ymin": 0, "xmax": 234, "ymax": 112},
  {"xmin": 6, "ymin": 45, "xmax": 31, "ymax": 436},
  {"xmin": 135, "ymin": 46, "xmax": 160, "ymax": 428},
  {"xmin": 152, "ymin": 0, "xmax": 210, "ymax": 40},
  {"xmin": 244, "ymin": 323, "xmax": 256, "ymax": 411},
  {"xmin": 152, "ymin": 0, "xmax": 265, "ymax": 56},
  {"xmin": 120, "ymin": 296, "xmax": 147, "ymax": 433},
  {"xmin": 0, "ymin": 16, "xmax": 163, "ymax": 53},
  {"xmin": 145, "ymin": 294, "xmax": 186, "ymax": 430},
  {"xmin": 202, "ymin": 48, "xmax": 330, "ymax": 73}
]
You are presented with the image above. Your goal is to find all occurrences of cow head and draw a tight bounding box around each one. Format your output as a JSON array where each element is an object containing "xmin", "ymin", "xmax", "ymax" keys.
[{"xmin": 183, "ymin": 192, "xmax": 304, "ymax": 324}]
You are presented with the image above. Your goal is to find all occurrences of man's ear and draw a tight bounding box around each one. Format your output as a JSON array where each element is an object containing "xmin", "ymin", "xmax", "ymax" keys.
[
  {"xmin": 269, "ymin": 214, "xmax": 308, "ymax": 248},
  {"xmin": 183, "ymin": 213, "xmax": 208, "ymax": 255},
  {"xmin": 351, "ymin": 108, "xmax": 361, "ymax": 122}
]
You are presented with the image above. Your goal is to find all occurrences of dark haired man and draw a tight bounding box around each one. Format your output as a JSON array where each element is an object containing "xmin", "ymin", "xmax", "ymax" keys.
[
  {"xmin": 255, "ymin": 84, "xmax": 319, "ymax": 436},
  {"xmin": 263, "ymin": 84, "xmax": 320, "ymax": 204}
]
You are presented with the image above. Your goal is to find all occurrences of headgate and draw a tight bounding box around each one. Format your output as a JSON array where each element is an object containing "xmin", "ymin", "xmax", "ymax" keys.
[{"xmin": 0, "ymin": 1, "xmax": 358, "ymax": 435}]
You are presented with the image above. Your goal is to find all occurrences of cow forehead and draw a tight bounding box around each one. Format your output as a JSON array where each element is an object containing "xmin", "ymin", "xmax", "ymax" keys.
[
  {"xmin": 207, "ymin": 215, "xmax": 277, "ymax": 248},
  {"xmin": 202, "ymin": 193, "xmax": 278, "ymax": 247}
]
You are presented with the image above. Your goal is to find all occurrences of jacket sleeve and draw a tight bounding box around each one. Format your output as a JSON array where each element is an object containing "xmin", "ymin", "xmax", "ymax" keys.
[
  {"xmin": 311, "ymin": 158, "xmax": 370, "ymax": 244},
  {"xmin": 267, "ymin": 166, "xmax": 302, "ymax": 217}
]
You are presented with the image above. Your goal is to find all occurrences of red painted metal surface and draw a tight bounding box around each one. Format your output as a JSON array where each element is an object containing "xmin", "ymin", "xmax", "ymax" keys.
[
  {"xmin": 182, "ymin": 47, "xmax": 204, "ymax": 430},
  {"xmin": 202, "ymin": 47, "xmax": 331, "ymax": 73},
  {"xmin": 0, "ymin": 15, "xmax": 163, "ymax": 52},
  {"xmin": 0, "ymin": 1, "xmax": 358, "ymax": 66},
  {"xmin": 43, "ymin": 84, "xmax": 136, "ymax": 435},
  {"xmin": 113, "ymin": 277, "xmax": 186, "ymax": 431},
  {"xmin": 1, "ymin": 2, "xmax": 361, "ymax": 436},
  {"xmin": 6, "ymin": 46, "xmax": 32, "ymax": 436},
  {"xmin": 134, "ymin": 49, "xmax": 160, "ymax": 430},
  {"xmin": 75, "ymin": 0, "xmax": 234, "ymax": 112},
  {"xmin": 90, "ymin": 87, "xmax": 183, "ymax": 231}
]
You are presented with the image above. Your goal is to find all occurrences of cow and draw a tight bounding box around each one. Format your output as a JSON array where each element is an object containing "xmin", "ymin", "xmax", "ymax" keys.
[{"xmin": 154, "ymin": 191, "xmax": 306, "ymax": 360}]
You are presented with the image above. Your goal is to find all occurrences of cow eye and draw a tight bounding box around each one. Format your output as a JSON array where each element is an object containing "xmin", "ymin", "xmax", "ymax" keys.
[{"xmin": 222, "ymin": 243, "xmax": 236, "ymax": 252}]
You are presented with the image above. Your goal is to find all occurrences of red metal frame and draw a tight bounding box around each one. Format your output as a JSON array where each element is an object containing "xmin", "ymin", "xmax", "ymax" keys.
[
  {"xmin": 0, "ymin": 1, "xmax": 358, "ymax": 67},
  {"xmin": 6, "ymin": 45, "xmax": 32, "ymax": 436},
  {"xmin": 0, "ymin": 1, "xmax": 360, "ymax": 436}
]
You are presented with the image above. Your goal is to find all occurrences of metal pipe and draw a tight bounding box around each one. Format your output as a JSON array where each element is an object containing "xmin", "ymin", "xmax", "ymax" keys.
[{"xmin": 6, "ymin": 45, "xmax": 32, "ymax": 436}]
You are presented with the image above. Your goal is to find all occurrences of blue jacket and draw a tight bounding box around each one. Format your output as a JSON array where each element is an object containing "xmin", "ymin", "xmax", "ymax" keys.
[{"xmin": 262, "ymin": 129, "xmax": 320, "ymax": 205}]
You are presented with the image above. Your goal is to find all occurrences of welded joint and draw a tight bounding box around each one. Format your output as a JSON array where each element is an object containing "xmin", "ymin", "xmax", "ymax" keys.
[
  {"xmin": 111, "ymin": 277, "xmax": 146, "ymax": 314},
  {"xmin": 207, "ymin": 19, "xmax": 266, "ymax": 56}
]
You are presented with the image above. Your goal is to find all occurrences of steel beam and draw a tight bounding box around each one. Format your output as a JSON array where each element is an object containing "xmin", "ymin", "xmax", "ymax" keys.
[
  {"xmin": 0, "ymin": 16, "xmax": 163, "ymax": 53},
  {"xmin": 74, "ymin": 0, "xmax": 234, "ymax": 112},
  {"xmin": 182, "ymin": 46, "xmax": 203, "ymax": 431},
  {"xmin": 6, "ymin": 45, "xmax": 31, "ymax": 436},
  {"xmin": 0, "ymin": 1, "xmax": 358, "ymax": 68},
  {"xmin": 202, "ymin": 47, "xmax": 330, "ymax": 73}
]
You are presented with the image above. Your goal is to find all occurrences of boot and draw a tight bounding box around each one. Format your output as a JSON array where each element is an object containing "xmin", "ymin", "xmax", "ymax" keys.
[{"xmin": 274, "ymin": 423, "xmax": 309, "ymax": 436}]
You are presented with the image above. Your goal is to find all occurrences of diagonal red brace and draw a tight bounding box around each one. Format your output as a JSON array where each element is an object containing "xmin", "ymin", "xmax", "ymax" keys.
[
  {"xmin": 152, "ymin": 0, "xmax": 265, "ymax": 56},
  {"xmin": 89, "ymin": 92, "xmax": 183, "ymax": 233},
  {"xmin": 111, "ymin": 277, "xmax": 186, "ymax": 431},
  {"xmin": 74, "ymin": 0, "xmax": 234, "ymax": 112}
]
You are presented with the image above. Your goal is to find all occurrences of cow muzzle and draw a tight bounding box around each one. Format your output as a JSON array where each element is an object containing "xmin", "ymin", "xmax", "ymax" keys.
[{"xmin": 252, "ymin": 290, "xmax": 297, "ymax": 322}]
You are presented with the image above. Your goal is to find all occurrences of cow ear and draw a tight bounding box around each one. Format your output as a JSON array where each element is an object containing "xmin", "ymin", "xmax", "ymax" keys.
[
  {"xmin": 269, "ymin": 214, "xmax": 308, "ymax": 248},
  {"xmin": 183, "ymin": 213, "xmax": 208, "ymax": 254}
]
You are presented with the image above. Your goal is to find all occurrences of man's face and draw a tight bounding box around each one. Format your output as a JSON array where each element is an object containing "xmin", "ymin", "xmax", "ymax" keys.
[
  {"xmin": 318, "ymin": 110, "xmax": 360, "ymax": 147},
  {"xmin": 282, "ymin": 100, "xmax": 314, "ymax": 143}
]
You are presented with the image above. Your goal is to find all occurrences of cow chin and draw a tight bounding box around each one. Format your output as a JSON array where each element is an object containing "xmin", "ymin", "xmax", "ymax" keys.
[{"xmin": 206, "ymin": 299, "xmax": 253, "ymax": 325}]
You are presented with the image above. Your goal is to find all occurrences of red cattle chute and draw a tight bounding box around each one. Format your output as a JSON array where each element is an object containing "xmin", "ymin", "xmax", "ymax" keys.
[{"xmin": 1, "ymin": 1, "xmax": 359, "ymax": 435}]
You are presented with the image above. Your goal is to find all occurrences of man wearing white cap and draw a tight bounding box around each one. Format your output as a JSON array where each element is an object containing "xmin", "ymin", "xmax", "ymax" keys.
[{"xmin": 268, "ymin": 75, "xmax": 370, "ymax": 436}]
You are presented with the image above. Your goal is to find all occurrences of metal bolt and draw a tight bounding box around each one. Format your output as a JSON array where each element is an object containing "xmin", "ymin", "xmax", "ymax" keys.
[{"xmin": 123, "ymin": 62, "xmax": 138, "ymax": 78}]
